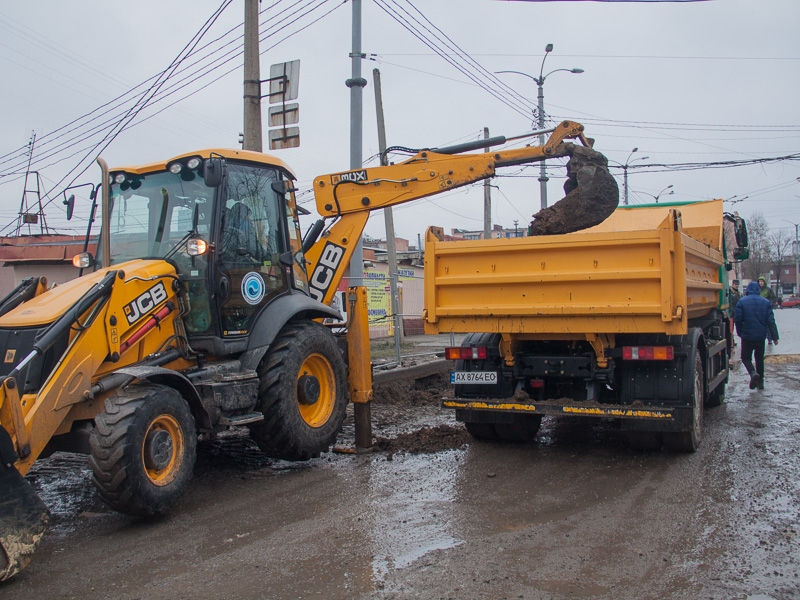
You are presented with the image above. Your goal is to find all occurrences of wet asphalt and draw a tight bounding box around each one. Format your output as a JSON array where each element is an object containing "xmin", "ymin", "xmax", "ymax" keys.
[{"xmin": 2, "ymin": 309, "xmax": 800, "ymax": 599}]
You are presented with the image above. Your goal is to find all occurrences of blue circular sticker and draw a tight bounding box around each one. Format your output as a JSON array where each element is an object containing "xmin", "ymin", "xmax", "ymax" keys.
[{"xmin": 241, "ymin": 272, "xmax": 266, "ymax": 305}]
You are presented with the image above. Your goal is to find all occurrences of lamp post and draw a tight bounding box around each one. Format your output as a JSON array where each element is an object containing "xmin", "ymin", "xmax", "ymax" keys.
[
  {"xmin": 620, "ymin": 148, "xmax": 649, "ymax": 206},
  {"xmin": 638, "ymin": 184, "xmax": 674, "ymax": 204},
  {"xmin": 785, "ymin": 220, "xmax": 800, "ymax": 295},
  {"xmin": 497, "ymin": 43, "xmax": 583, "ymax": 210}
]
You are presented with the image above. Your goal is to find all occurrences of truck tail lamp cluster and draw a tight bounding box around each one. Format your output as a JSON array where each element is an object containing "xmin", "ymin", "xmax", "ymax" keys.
[
  {"xmin": 622, "ymin": 346, "xmax": 675, "ymax": 361},
  {"xmin": 445, "ymin": 346, "xmax": 488, "ymax": 361}
]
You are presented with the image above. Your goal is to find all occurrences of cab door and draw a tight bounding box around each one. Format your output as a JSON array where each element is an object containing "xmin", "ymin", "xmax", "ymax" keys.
[{"xmin": 214, "ymin": 163, "xmax": 288, "ymax": 337}]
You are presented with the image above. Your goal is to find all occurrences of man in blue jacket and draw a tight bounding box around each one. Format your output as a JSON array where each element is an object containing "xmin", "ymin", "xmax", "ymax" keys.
[{"xmin": 734, "ymin": 281, "xmax": 780, "ymax": 390}]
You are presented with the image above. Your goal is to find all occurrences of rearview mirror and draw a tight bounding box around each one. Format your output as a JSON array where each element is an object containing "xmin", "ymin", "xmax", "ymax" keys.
[
  {"xmin": 63, "ymin": 194, "xmax": 75, "ymax": 221},
  {"xmin": 733, "ymin": 217, "xmax": 748, "ymax": 249},
  {"xmin": 203, "ymin": 158, "xmax": 224, "ymax": 188},
  {"xmin": 733, "ymin": 247, "xmax": 749, "ymax": 261}
]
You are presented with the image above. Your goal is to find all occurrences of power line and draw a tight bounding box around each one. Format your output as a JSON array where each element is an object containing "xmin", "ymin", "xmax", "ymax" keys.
[{"xmin": 0, "ymin": 0, "xmax": 347, "ymax": 233}]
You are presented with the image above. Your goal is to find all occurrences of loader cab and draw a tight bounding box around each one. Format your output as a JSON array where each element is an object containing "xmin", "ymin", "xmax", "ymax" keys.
[{"xmin": 100, "ymin": 150, "xmax": 311, "ymax": 355}]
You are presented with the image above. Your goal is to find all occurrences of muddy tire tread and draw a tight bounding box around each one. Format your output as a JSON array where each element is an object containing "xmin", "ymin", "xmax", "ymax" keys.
[
  {"xmin": 88, "ymin": 385, "xmax": 196, "ymax": 517},
  {"xmin": 249, "ymin": 322, "xmax": 348, "ymax": 461}
]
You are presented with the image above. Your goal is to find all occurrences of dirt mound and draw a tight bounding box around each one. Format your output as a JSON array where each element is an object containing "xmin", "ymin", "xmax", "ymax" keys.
[
  {"xmin": 373, "ymin": 424, "xmax": 470, "ymax": 456},
  {"xmin": 529, "ymin": 144, "xmax": 619, "ymax": 236},
  {"xmin": 373, "ymin": 373, "xmax": 452, "ymax": 406}
]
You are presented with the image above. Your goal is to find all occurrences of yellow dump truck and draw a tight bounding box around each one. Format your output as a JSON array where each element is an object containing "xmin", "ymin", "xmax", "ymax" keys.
[{"xmin": 425, "ymin": 199, "xmax": 749, "ymax": 452}]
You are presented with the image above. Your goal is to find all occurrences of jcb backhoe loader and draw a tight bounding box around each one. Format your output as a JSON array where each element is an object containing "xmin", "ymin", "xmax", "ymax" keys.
[{"xmin": 0, "ymin": 120, "xmax": 617, "ymax": 580}]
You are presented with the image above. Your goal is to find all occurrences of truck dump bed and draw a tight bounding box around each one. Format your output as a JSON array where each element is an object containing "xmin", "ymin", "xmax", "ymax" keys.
[{"xmin": 423, "ymin": 199, "xmax": 727, "ymax": 337}]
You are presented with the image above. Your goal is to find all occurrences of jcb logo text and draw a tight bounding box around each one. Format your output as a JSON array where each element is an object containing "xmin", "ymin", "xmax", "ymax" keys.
[
  {"xmin": 309, "ymin": 242, "xmax": 345, "ymax": 302},
  {"xmin": 124, "ymin": 282, "xmax": 168, "ymax": 325}
]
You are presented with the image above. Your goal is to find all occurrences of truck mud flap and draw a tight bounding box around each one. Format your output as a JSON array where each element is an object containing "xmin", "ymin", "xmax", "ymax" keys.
[{"xmin": 0, "ymin": 428, "xmax": 49, "ymax": 581}]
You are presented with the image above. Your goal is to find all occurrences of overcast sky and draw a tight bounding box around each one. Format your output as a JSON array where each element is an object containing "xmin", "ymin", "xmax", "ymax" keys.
[{"xmin": 1, "ymin": 0, "xmax": 798, "ymax": 245}]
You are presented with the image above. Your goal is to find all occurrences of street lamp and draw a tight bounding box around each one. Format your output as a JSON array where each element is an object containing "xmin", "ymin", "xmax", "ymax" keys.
[
  {"xmin": 785, "ymin": 219, "xmax": 800, "ymax": 295},
  {"xmin": 497, "ymin": 43, "xmax": 584, "ymax": 211},
  {"xmin": 638, "ymin": 184, "xmax": 674, "ymax": 204},
  {"xmin": 620, "ymin": 148, "xmax": 649, "ymax": 206}
]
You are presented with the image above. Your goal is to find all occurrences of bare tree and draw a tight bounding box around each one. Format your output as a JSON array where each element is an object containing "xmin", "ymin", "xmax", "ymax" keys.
[
  {"xmin": 770, "ymin": 228, "xmax": 793, "ymax": 295},
  {"xmin": 742, "ymin": 212, "xmax": 770, "ymax": 282}
]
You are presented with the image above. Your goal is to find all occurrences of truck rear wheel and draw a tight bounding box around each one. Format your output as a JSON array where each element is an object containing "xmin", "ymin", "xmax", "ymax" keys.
[
  {"xmin": 663, "ymin": 351, "xmax": 704, "ymax": 453},
  {"xmin": 249, "ymin": 322, "xmax": 348, "ymax": 461},
  {"xmin": 89, "ymin": 384, "xmax": 197, "ymax": 517},
  {"xmin": 705, "ymin": 380, "xmax": 726, "ymax": 407},
  {"xmin": 464, "ymin": 415, "xmax": 542, "ymax": 443},
  {"xmin": 494, "ymin": 415, "xmax": 542, "ymax": 442},
  {"xmin": 464, "ymin": 422, "xmax": 498, "ymax": 440}
]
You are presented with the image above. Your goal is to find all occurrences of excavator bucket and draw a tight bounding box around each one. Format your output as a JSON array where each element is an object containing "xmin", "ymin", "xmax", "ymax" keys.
[
  {"xmin": 0, "ymin": 427, "xmax": 49, "ymax": 582},
  {"xmin": 529, "ymin": 144, "xmax": 619, "ymax": 236}
]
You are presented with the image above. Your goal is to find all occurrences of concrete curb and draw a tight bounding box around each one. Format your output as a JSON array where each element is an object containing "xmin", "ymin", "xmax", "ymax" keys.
[{"xmin": 373, "ymin": 359, "xmax": 453, "ymax": 386}]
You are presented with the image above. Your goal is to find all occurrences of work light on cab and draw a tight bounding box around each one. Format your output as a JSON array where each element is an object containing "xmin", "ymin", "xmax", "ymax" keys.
[
  {"xmin": 186, "ymin": 239, "xmax": 208, "ymax": 256},
  {"xmin": 72, "ymin": 252, "xmax": 93, "ymax": 268}
]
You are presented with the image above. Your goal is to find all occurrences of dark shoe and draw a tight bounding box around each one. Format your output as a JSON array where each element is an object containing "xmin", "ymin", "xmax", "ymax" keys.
[
  {"xmin": 768, "ymin": 340, "xmax": 773, "ymax": 346},
  {"xmin": 757, "ymin": 376, "xmax": 764, "ymax": 390},
  {"xmin": 749, "ymin": 373, "xmax": 759, "ymax": 389}
]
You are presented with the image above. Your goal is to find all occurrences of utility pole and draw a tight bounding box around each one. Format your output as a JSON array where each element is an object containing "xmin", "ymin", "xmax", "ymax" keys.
[
  {"xmin": 796, "ymin": 225, "xmax": 799, "ymax": 296},
  {"xmin": 373, "ymin": 68, "xmax": 403, "ymax": 367},
  {"xmin": 242, "ymin": 0, "xmax": 262, "ymax": 152},
  {"xmin": 347, "ymin": 0, "xmax": 370, "ymax": 449},
  {"xmin": 536, "ymin": 75, "xmax": 548, "ymax": 211},
  {"xmin": 787, "ymin": 220, "xmax": 800, "ymax": 295},
  {"xmin": 346, "ymin": 0, "xmax": 366, "ymax": 288},
  {"xmin": 483, "ymin": 127, "xmax": 492, "ymax": 239}
]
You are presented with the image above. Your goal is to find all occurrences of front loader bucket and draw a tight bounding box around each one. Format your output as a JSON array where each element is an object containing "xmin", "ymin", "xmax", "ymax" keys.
[{"xmin": 0, "ymin": 435, "xmax": 49, "ymax": 581}]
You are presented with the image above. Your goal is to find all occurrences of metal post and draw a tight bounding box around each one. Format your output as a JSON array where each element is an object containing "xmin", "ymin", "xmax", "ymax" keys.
[
  {"xmin": 373, "ymin": 68, "xmax": 403, "ymax": 365},
  {"xmin": 347, "ymin": 0, "xmax": 369, "ymax": 445},
  {"xmin": 537, "ymin": 81, "xmax": 548, "ymax": 210},
  {"xmin": 242, "ymin": 0, "xmax": 262, "ymax": 152},
  {"xmin": 623, "ymin": 165, "xmax": 629, "ymax": 206},
  {"xmin": 794, "ymin": 224, "xmax": 799, "ymax": 295},
  {"xmin": 483, "ymin": 127, "xmax": 492, "ymax": 238},
  {"xmin": 346, "ymin": 0, "xmax": 366, "ymax": 288}
]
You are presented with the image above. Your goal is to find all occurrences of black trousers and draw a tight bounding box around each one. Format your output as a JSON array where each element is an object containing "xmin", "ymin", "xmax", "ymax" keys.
[{"xmin": 741, "ymin": 338, "xmax": 765, "ymax": 378}]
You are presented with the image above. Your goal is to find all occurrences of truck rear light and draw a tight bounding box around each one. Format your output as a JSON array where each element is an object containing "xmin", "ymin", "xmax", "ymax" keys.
[
  {"xmin": 445, "ymin": 346, "xmax": 488, "ymax": 360},
  {"xmin": 622, "ymin": 346, "xmax": 674, "ymax": 361},
  {"xmin": 529, "ymin": 379, "xmax": 544, "ymax": 389}
]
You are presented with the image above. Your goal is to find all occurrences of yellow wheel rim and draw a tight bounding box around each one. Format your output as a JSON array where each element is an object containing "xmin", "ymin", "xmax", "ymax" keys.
[
  {"xmin": 297, "ymin": 353, "xmax": 336, "ymax": 428},
  {"xmin": 142, "ymin": 414, "xmax": 184, "ymax": 486}
]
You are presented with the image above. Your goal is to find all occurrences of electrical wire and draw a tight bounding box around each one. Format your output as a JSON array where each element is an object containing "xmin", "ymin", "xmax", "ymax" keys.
[{"xmin": 0, "ymin": 0, "xmax": 346, "ymax": 233}]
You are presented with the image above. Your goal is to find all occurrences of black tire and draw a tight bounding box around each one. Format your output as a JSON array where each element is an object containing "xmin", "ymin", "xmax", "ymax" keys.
[
  {"xmin": 627, "ymin": 431, "xmax": 662, "ymax": 451},
  {"xmin": 663, "ymin": 351, "xmax": 704, "ymax": 453},
  {"xmin": 249, "ymin": 322, "xmax": 348, "ymax": 461},
  {"xmin": 464, "ymin": 421, "xmax": 498, "ymax": 441},
  {"xmin": 494, "ymin": 415, "xmax": 542, "ymax": 442},
  {"xmin": 464, "ymin": 415, "xmax": 542, "ymax": 443},
  {"xmin": 705, "ymin": 381, "xmax": 725, "ymax": 408},
  {"xmin": 89, "ymin": 384, "xmax": 197, "ymax": 517}
]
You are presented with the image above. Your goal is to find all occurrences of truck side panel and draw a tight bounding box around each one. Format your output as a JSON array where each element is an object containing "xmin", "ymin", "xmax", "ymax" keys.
[{"xmin": 424, "ymin": 206, "xmax": 724, "ymax": 338}]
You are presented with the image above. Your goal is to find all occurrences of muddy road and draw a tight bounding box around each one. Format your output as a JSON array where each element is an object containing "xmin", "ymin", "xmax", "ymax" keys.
[{"xmin": 3, "ymin": 315, "xmax": 800, "ymax": 599}]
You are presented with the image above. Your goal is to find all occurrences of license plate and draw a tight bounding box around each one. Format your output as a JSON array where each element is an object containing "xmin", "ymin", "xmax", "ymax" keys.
[{"xmin": 450, "ymin": 371, "xmax": 498, "ymax": 384}]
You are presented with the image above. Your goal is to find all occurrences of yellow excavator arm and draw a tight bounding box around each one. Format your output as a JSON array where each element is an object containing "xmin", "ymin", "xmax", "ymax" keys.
[
  {"xmin": 312, "ymin": 120, "xmax": 589, "ymax": 217},
  {"xmin": 304, "ymin": 120, "xmax": 612, "ymax": 306}
]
